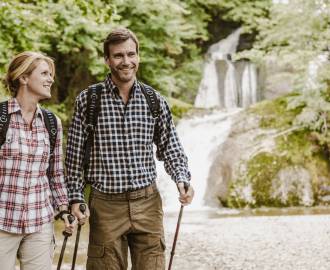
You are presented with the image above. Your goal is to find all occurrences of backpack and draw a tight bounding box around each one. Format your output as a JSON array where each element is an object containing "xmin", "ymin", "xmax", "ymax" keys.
[
  {"xmin": 0, "ymin": 101, "xmax": 58, "ymax": 157},
  {"xmin": 82, "ymin": 82, "xmax": 161, "ymax": 170}
]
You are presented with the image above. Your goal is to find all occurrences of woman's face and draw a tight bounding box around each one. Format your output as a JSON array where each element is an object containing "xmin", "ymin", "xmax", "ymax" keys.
[{"xmin": 24, "ymin": 60, "xmax": 54, "ymax": 100}]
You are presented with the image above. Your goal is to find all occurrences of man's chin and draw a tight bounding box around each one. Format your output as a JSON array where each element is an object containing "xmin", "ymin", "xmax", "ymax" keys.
[{"xmin": 118, "ymin": 75, "xmax": 135, "ymax": 83}]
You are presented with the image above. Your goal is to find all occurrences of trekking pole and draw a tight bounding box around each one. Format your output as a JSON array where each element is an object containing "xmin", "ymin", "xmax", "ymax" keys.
[
  {"xmin": 168, "ymin": 204, "xmax": 184, "ymax": 270},
  {"xmin": 57, "ymin": 214, "xmax": 75, "ymax": 270},
  {"xmin": 168, "ymin": 184, "xmax": 189, "ymax": 270},
  {"xmin": 71, "ymin": 204, "xmax": 86, "ymax": 270}
]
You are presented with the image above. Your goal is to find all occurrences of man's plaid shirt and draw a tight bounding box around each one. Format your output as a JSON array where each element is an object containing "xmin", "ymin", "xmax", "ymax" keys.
[
  {"xmin": 65, "ymin": 75, "xmax": 191, "ymax": 202},
  {"xmin": 0, "ymin": 98, "xmax": 68, "ymax": 234}
]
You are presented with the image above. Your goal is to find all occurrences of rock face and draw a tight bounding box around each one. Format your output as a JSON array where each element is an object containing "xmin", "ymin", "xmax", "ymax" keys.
[
  {"xmin": 205, "ymin": 110, "xmax": 277, "ymax": 206},
  {"xmin": 272, "ymin": 166, "xmax": 314, "ymax": 206},
  {"xmin": 204, "ymin": 105, "xmax": 328, "ymax": 208}
]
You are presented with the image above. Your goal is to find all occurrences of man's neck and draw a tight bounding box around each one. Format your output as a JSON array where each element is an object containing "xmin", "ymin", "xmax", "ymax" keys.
[{"xmin": 112, "ymin": 78, "xmax": 135, "ymax": 104}]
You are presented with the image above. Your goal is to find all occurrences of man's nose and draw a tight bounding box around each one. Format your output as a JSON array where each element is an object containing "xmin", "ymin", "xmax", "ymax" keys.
[{"xmin": 122, "ymin": 55, "xmax": 129, "ymax": 64}]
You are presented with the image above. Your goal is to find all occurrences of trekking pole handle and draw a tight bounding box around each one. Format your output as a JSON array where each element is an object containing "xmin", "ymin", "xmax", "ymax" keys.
[
  {"xmin": 79, "ymin": 203, "xmax": 86, "ymax": 214},
  {"xmin": 184, "ymin": 183, "xmax": 189, "ymax": 193},
  {"xmin": 62, "ymin": 214, "xmax": 75, "ymax": 237}
]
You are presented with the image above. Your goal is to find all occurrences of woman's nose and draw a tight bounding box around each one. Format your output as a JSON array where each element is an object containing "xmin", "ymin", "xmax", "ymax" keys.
[{"xmin": 48, "ymin": 75, "xmax": 54, "ymax": 83}]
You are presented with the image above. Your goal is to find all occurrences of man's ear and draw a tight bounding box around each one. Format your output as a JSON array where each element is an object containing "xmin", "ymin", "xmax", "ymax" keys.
[{"xmin": 104, "ymin": 57, "xmax": 110, "ymax": 65}]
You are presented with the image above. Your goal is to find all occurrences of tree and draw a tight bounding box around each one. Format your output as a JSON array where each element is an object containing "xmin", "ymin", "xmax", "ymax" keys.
[{"xmin": 242, "ymin": 0, "xmax": 330, "ymax": 153}]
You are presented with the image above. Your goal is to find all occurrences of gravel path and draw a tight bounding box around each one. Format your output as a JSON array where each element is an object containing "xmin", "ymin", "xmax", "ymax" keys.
[
  {"xmin": 166, "ymin": 210, "xmax": 330, "ymax": 270},
  {"xmin": 17, "ymin": 209, "xmax": 330, "ymax": 270}
]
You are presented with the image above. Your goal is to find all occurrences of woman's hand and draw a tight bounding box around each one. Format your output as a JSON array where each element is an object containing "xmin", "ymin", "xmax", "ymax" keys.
[{"xmin": 62, "ymin": 213, "xmax": 76, "ymax": 235}]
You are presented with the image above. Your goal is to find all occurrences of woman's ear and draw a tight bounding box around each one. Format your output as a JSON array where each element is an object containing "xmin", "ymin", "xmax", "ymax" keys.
[{"xmin": 18, "ymin": 75, "xmax": 28, "ymax": 86}]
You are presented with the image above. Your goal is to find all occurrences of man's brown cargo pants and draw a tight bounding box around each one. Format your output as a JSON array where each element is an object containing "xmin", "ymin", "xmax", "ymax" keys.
[{"xmin": 86, "ymin": 183, "xmax": 166, "ymax": 270}]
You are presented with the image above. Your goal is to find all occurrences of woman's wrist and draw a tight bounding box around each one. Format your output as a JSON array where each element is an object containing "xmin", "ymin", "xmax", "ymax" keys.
[
  {"xmin": 55, "ymin": 210, "xmax": 70, "ymax": 221},
  {"xmin": 58, "ymin": 205, "xmax": 69, "ymax": 212}
]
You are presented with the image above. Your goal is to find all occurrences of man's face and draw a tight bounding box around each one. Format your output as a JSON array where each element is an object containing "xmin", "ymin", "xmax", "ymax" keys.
[{"xmin": 105, "ymin": 38, "xmax": 139, "ymax": 85}]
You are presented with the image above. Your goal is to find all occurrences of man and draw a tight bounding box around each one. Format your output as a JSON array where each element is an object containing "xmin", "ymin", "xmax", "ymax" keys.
[{"xmin": 65, "ymin": 27, "xmax": 194, "ymax": 270}]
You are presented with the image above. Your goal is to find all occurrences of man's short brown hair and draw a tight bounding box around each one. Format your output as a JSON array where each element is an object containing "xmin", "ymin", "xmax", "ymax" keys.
[{"xmin": 103, "ymin": 27, "xmax": 139, "ymax": 59}]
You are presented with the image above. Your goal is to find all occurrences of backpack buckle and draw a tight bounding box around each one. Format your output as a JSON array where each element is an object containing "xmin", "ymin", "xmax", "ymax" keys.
[
  {"xmin": 50, "ymin": 128, "xmax": 57, "ymax": 136},
  {"xmin": 0, "ymin": 115, "xmax": 7, "ymax": 122}
]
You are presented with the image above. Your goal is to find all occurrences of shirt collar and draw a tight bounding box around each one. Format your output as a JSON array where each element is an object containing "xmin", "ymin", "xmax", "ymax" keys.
[
  {"xmin": 8, "ymin": 97, "xmax": 43, "ymax": 119},
  {"xmin": 104, "ymin": 73, "xmax": 139, "ymax": 99}
]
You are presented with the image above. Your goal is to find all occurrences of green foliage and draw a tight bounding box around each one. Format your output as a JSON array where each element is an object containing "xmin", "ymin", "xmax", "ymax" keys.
[
  {"xmin": 240, "ymin": 0, "xmax": 330, "ymax": 165},
  {"xmin": 286, "ymin": 88, "xmax": 330, "ymax": 153},
  {"xmin": 0, "ymin": 0, "xmax": 273, "ymax": 110},
  {"xmin": 167, "ymin": 96, "xmax": 193, "ymax": 122},
  {"xmin": 240, "ymin": 0, "xmax": 330, "ymax": 91},
  {"xmin": 249, "ymin": 94, "xmax": 301, "ymax": 129},
  {"xmin": 247, "ymin": 152, "xmax": 285, "ymax": 207},
  {"xmin": 0, "ymin": 0, "xmax": 221, "ymax": 117},
  {"xmin": 212, "ymin": 0, "xmax": 272, "ymax": 33}
]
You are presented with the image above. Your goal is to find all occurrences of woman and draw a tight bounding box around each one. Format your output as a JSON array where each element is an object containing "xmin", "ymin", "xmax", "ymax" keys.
[{"xmin": 0, "ymin": 51, "xmax": 74, "ymax": 270}]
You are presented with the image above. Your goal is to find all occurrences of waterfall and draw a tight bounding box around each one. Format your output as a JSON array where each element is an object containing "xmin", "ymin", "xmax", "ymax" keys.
[
  {"xmin": 157, "ymin": 110, "xmax": 240, "ymax": 211},
  {"xmin": 194, "ymin": 29, "xmax": 259, "ymax": 109},
  {"xmin": 158, "ymin": 29, "xmax": 260, "ymax": 210},
  {"xmin": 241, "ymin": 62, "xmax": 258, "ymax": 107}
]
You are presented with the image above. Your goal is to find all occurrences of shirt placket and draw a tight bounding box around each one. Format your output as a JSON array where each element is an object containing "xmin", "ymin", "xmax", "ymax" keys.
[
  {"xmin": 118, "ymin": 100, "xmax": 130, "ymax": 189},
  {"xmin": 22, "ymin": 118, "xmax": 38, "ymax": 230}
]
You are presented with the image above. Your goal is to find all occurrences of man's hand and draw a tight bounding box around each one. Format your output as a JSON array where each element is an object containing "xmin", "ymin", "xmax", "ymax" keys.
[
  {"xmin": 177, "ymin": 182, "xmax": 194, "ymax": 206},
  {"xmin": 71, "ymin": 203, "xmax": 90, "ymax": 225}
]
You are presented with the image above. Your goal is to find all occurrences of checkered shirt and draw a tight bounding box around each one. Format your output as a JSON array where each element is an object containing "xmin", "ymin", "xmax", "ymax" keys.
[
  {"xmin": 0, "ymin": 98, "xmax": 68, "ymax": 234},
  {"xmin": 65, "ymin": 74, "xmax": 191, "ymax": 202}
]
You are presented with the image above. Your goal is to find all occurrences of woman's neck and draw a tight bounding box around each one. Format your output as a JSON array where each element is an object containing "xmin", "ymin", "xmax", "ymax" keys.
[{"xmin": 15, "ymin": 90, "xmax": 39, "ymax": 128}]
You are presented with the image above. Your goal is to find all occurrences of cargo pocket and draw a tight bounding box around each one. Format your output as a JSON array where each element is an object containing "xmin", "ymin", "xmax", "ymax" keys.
[
  {"xmin": 86, "ymin": 244, "xmax": 106, "ymax": 270},
  {"xmin": 143, "ymin": 238, "xmax": 166, "ymax": 270}
]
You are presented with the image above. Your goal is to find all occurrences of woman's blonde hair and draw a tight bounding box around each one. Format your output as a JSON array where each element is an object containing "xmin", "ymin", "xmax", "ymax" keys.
[{"xmin": 5, "ymin": 51, "xmax": 55, "ymax": 97}]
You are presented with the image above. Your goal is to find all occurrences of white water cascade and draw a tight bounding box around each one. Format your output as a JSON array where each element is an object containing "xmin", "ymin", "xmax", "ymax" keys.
[
  {"xmin": 157, "ymin": 110, "xmax": 240, "ymax": 211},
  {"xmin": 194, "ymin": 29, "xmax": 259, "ymax": 109},
  {"xmin": 157, "ymin": 29, "xmax": 260, "ymax": 210}
]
